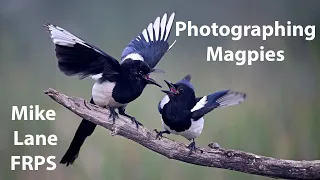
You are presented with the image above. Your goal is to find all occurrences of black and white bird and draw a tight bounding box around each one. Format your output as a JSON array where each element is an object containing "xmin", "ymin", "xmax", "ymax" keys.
[
  {"xmin": 44, "ymin": 12, "xmax": 176, "ymax": 166},
  {"xmin": 157, "ymin": 75, "xmax": 246, "ymax": 153}
]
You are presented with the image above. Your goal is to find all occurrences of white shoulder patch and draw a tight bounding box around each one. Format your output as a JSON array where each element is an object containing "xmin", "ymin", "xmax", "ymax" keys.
[
  {"xmin": 160, "ymin": 95, "xmax": 170, "ymax": 109},
  {"xmin": 122, "ymin": 53, "xmax": 144, "ymax": 62},
  {"xmin": 191, "ymin": 96, "xmax": 207, "ymax": 112},
  {"xmin": 91, "ymin": 73, "xmax": 103, "ymax": 80}
]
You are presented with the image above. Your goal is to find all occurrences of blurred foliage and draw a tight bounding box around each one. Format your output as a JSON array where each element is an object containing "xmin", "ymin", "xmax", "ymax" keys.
[{"xmin": 0, "ymin": 0, "xmax": 319, "ymax": 180}]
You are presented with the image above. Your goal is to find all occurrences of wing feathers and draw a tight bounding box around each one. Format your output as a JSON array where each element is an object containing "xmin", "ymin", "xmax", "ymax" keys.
[
  {"xmin": 44, "ymin": 24, "xmax": 90, "ymax": 48},
  {"xmin": 168, "ymin": 40, "xmax": 177, "ymax": 51},
  {"xmin": 147, "ymin": 23, "xmax": 154, "ymax": 42},
  {"xmin": 142, "ymin": 29, "xmax": 149, "ymax": 43},
  {"xmin": 141, "ymin": 13, "xmax": 175, "ymax": 43},
  {"xmin": 154, "ymin": 17, "xmax": 160, "ymax": 41},
  {"xmin": 160, "ymin": 13, "xmax": 167, "ymax": 40},
  {"xmin": 44, "ymin": 24, "xmax": 120, "ymax": 81},
  {"xmin": 165, "ymin": 13, "xmax": 175, "ymax": 41},
  {"xmin": 121, "ymin": 12, "xmax": 176, "ymax": 68}
]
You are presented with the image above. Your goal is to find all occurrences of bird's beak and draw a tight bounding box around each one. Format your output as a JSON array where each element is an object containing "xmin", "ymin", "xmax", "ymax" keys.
[
  {"xmin": 151, "ymin": 68, "xmax": 165, "ymax": 73},
  {"xmin": 161, "ymin": 80, "xmax": 178, "ymax": 95},
  {"xmin": 144, "ymin": 74, "xmax": 162, "ymax": 88}
]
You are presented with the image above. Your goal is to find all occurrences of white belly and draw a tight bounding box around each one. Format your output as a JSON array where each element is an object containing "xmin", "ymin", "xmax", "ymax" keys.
[
  {"xmin": 161, "ymin": 117, "xmax": 204, "ymax": 140},
  {"xmin": 92, "ymin": 81, "xmax": 126, "ymax": 108}
]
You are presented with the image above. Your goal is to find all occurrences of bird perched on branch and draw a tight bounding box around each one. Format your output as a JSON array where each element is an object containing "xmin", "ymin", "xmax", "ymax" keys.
[
  {"xmin": 157, "ymin": 75, "xmax": 246, "ymax": 154},
  {"xmin": 44, "ymin": 12, "xmax": 176, "ymax": 166}
]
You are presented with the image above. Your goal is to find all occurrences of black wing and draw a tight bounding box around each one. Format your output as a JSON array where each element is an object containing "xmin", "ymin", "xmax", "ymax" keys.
[
  {"xmin": 121, "ymin": 13, "xmax": 176, "ymax": 68},
  {"xmin": 191, "ymin": 90, "xmax": 246, "ymax": 120},
  {"xmin": 44, "ymin": 24, "xmax": 120, "ymax": 81}
]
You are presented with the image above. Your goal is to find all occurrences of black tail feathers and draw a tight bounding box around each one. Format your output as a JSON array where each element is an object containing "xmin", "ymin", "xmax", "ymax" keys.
[{"xmin": 60, "ymin": 99, "xmax": 96, "ymax": 166}]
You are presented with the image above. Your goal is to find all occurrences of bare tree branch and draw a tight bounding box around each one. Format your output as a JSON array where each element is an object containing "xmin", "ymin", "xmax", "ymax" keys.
[{"xmin": 44, "ymin": 88, "xmax": 320, "ymax": 180}]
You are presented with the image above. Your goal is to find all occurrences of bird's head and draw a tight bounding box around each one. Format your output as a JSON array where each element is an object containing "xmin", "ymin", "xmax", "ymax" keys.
[
  {"xmin": 123, "ymin": 60, "xmax": 162, "ymax": 88},
  {"xmin": 161, "ymin": 74, "xmax": 195, "ymax": 98}
]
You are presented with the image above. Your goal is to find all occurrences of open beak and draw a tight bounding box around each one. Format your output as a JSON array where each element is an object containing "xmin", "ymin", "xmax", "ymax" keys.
[
  {"xmin": 144, "ymin": 74, "xmax": 162, "ymax": 88},
  {"xmin": 161, "ymin": 80, "xmax": 178, "ymax": 95}
]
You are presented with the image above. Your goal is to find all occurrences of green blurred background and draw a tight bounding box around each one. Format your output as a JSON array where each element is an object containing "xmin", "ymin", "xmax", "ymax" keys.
[{"xmin": 1, "ymin": 0, "xmax": 320, "ymax": 179}]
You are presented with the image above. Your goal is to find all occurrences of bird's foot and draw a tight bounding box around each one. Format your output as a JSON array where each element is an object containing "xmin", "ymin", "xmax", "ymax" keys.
[
  {"xmin": 154, "ymin": 129, "xmax": 163, "ymax": 139},
  {"xmin": 118, "ymin": 107, "xmax": 143, "ymax": 128},
  {"xmin": 129, "ymin": 116, "xmax": 143, "ymax": 128},
  {"xmin": 83, "ymin": 100, "xmax": 91, "ymax": 110},
  {"xmin": 154, "ymin": 129, "xmax": 170, "ymax": 140},
  {"xmin": 108, "ymin": 107, "xmax": 119, "ymax": 124},
  {"xmin": 187, "ymin": 141, "xmax": 197, "ymax": 155},
  {"xmin": 119, "ymin": 111, "xmax": 143, "ymax": 128}
]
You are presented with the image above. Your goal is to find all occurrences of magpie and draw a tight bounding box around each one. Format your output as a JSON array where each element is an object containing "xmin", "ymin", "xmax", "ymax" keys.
[
  {"xmin": 157, "ymin": 74, "xmax": 246, "ymax": 154},
  {"xmin": 44, "ymin": 12, "xmax": 176, "ymax": 166}
]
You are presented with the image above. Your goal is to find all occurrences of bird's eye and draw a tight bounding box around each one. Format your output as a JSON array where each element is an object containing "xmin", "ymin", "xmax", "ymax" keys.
[
  {"xmin": 178, "ymin": 88, "xmax": 184, "ymax": 93},
  {"xmin": 139, "ymin": 70, "xmax": 143, "ymax": 75}
]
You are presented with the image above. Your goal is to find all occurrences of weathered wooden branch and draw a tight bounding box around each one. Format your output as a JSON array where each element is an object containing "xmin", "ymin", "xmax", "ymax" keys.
[{"xmin": 44, "ymin": 88, "xmax": 320, "ymax": 180}]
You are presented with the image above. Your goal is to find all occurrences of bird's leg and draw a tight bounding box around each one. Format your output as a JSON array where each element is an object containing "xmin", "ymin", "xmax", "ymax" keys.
[
  {"xmin": 118, "ymin": 108, "xmax": 143, "ymax": 128},
  {"xmin": 187, "ymin": 139, "xmax": 197, "ymax": 155},
  {"xmin": 108, "ymin": 107, "xmax": 119, "ymax": 124},
  {"xmin": 154, "ymin": 129, "xmax": 170, "ymax": 139}
]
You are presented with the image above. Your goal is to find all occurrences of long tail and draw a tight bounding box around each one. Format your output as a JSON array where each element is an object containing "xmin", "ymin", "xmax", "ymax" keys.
[
  {"xmin": 191, "ymin": 90, "xmax": 246, "ymax": 119},
  {"xmin": 211, "ymin": 90, "xmax": 246, "ymax": 108},
  {"xmin": 60, "ymin": 99, "xmax": 97, "ymax": 166}
]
